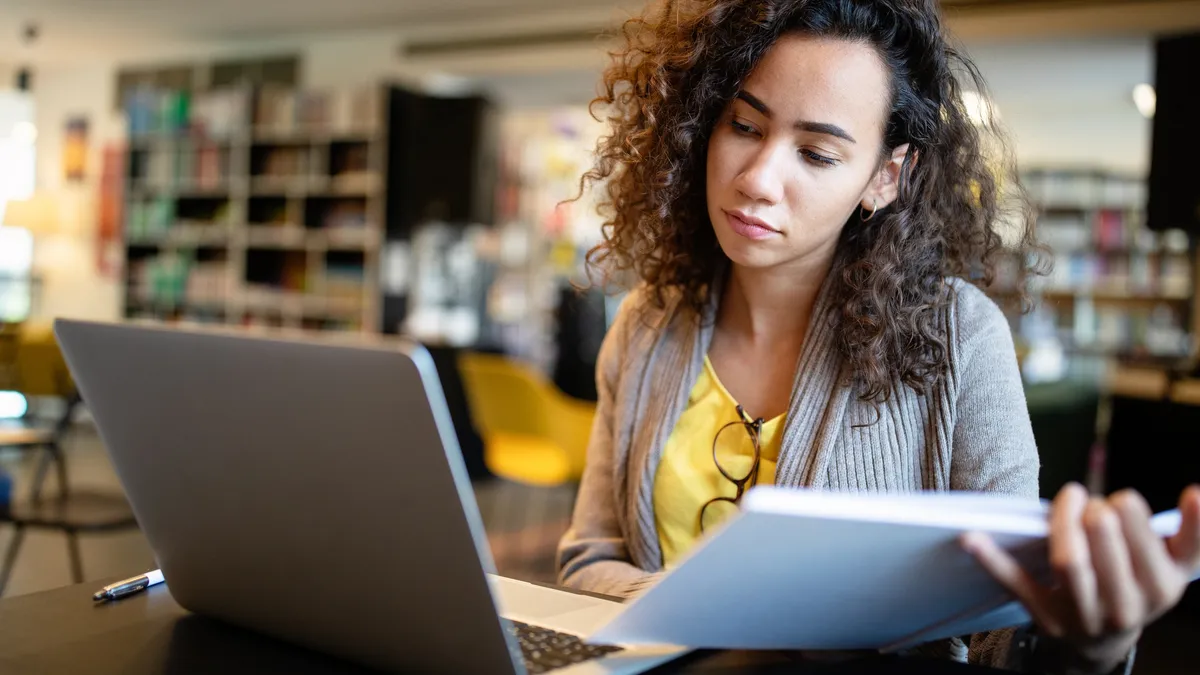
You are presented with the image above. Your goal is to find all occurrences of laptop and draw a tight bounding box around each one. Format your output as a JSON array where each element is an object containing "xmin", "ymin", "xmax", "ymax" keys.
[{"xmin": 54, "ymin": 319, "xmax": 687, "ymax": 675}]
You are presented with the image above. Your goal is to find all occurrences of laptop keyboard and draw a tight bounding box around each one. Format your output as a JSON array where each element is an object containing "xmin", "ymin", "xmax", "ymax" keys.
[{"xmin": 506, "ymin": 619, "xmax": 624, "ymax": 673}]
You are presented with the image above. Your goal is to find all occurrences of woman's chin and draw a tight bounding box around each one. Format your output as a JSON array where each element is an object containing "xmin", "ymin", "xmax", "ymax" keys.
[
  {"xmin": 716, "ymin": 240, "xmax": 785, "ymax": 270},
  {"xmin": 715, "ymin": 228, "xmax": 838, "ymax": 273}
]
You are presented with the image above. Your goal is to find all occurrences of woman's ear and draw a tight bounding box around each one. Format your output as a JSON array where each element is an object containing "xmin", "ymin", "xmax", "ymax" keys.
[{"xmin": 861, "ymin": 143, "xmax": 912, "ymax": 212}]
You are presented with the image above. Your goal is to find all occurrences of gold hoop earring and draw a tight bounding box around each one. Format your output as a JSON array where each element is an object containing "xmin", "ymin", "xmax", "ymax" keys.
[{"xmin": 861, "ymin": 199, "xmax": 878, "ymax": 222}]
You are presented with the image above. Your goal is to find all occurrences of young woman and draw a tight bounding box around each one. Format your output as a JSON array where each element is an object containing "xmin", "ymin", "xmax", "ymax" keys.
[{"xmin": 557, "ymin": 0, "xmax": 1200, "ymax": 673}]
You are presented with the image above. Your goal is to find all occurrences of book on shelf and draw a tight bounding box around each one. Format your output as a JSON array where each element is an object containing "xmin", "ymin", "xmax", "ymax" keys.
[
  {"xmin": 1030, "ymin": 298, "xmax": 1191, "ymax": 359},
  {"xmin": 193, "ymin": 143, "xmax": 228, "ymax": 188},
  {"xmin": 129, "ymin": 252, "xmax": 228, "ymax": 308},
  {"xmin": 260, "ymin": 145, "xmax": 308, "ymax": 175},
  {"xmin": 189, "ymin": 89, "xmax": 250, "ymax": 140},
  {"xmin": 126, "ymin": 199, "xmax": 175, "ymax": 241},
  {"xmin": 295, "ymin": 91, "xmax": 331, "ymax": 131},
  {"xmin": 331, "ymin": 87, "xmax": 381, "ymax": 135},
  {"xmin": 1023, "ymin": 170, "xmax": 1145, "ymax": 211},
  {"xmin": 254, "ymin": 86, "xmax": 298, "ymax": 134},
  {"xmin": 253, "ymin": 86, "xmax": 380, "ymax": 137},
  {"xmin": 123, "ymin": 82, "xmax": 390, "ymax": 334},
  {"xmin": 130, "ymin": 144, "xmax": 233, "ymax": 192},
  {"xmin": 126, "ymin": 89, "xmax": 190, "ymax": 137},
  {"xmin": 127, "ymin": 88, "xmax": 249, "ymax": 140},
  {"xmin": 317, "ymin": 200, "xmax": 368, "ymax": 230},
  {"xmin": 1039, "ymin": 253, "xmax": 1191, "ymax": 301}
]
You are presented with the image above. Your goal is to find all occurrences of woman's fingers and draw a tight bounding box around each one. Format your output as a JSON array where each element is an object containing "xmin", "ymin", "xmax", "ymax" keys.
[
  {"xmin": 1167, "ymin": 485, "xmax": 1200, "ymax": 571},
  {"xmin": 963, "ymin": 484, "xmax": 1200, "ymax": 650},
  {"xmin": 961, "ymin": 531, "xmax": 1060, "ymax": 635},
  {"xmin": 1111, "ymin": 489, "xmax": 1183, "ymax": 615},
  {"xmin": 1084, "ymin": 499, "xmax": 1144, "ymax": 632},
  {"xmin": 1050, "ymin": 483, "xmax": 1102, "ymax": 636}
]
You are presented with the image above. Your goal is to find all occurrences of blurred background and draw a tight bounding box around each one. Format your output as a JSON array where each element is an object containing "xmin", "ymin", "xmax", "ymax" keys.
[{"xmin": 1, "ymin": 1, "xmax": 1200, "ymax": 669}]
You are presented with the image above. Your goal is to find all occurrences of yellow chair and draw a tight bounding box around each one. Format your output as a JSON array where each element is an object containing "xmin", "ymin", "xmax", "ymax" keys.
[
  {"xmin": 0, "ymin": 320, "xmax": 137, "ymax": 596},
  {"xmin": 12, "ymin": 320, "xmax": 74, "ymax": 398},
  {"xmin": 457, "ymin": 352, "xmax": 595, "ymax": 487},
  {"xmin": 0, "ymin": 324, "xmax": 19, "ymax": 390}
]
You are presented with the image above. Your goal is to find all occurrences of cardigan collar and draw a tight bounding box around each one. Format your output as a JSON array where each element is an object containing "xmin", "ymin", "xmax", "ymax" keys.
[{"xmin": 623, "ymin": 262, "xmax": 853, "ymax": 570}]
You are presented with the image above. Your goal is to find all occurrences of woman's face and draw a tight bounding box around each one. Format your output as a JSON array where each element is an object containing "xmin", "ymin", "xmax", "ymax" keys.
[{"xmin": 706, "ymin": 34, "xmax": 905, "ymax": 272}]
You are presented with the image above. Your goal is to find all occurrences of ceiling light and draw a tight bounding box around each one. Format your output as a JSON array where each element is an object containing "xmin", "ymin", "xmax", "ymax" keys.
[{"xmin": 1133, "ymin": 83, "xmax": 1156, "ymax": 119}]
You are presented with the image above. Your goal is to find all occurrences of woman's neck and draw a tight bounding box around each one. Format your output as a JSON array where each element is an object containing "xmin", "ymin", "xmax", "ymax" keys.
[{"xmin": 718, "ymin": 257, "xmax": 832, "ymax": 346}]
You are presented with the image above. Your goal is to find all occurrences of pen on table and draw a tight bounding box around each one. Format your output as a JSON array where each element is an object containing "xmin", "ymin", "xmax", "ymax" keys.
[{"xmin": 92, "ymin": 569, "xmax": 165, "ymax": 603}]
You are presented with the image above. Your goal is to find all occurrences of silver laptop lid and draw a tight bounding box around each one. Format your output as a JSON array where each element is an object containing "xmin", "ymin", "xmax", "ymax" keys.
[{"xmin": 54, "ymin": 319, "xmax": 521, "ymax": 674}]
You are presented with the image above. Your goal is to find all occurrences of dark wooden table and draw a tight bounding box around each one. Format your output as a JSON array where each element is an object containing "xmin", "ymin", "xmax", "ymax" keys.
[{"xmin": 0, "ymin": 579, "xmax": 1004, "ymax": 674}]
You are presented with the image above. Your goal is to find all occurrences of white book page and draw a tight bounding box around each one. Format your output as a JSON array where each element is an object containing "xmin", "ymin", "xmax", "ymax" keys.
[
  {"xmin": 589, "ymin": 488, "xmax": 1188, "ymax": 651},
  {"xmin": 741, "ymin": 486, "xmax": 1052, "ymax": 537}
]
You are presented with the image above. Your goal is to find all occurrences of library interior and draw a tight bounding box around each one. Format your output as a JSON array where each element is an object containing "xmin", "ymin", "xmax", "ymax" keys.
[{"xmin": 2, "ymin": 1, "xmax": 1200, "ymax": 674}]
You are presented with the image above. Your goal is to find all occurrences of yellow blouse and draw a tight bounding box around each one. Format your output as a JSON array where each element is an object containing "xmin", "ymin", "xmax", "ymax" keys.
[{"xmin": 652, "ymin": 356, "xmax": 786, "ymax": 568}]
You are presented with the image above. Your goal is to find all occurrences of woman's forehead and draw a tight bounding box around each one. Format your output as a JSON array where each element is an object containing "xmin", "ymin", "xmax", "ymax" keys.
[{"xmin": 739, "ymin": 34, "xmax": 892, "ymax": 141}]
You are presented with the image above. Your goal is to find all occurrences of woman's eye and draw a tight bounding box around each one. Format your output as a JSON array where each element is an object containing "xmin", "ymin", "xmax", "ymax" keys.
[
  {"xmin": 730, "ymin": 120, "xmax": 757, "ymax": 135},
  {"xmin": 801, "ymin": 149, "xmax": 837, "ymax": 167}
]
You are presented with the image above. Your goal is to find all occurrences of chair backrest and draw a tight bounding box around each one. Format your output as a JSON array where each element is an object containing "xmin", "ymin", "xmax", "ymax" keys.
[
  {"xmin": 457, "ymin": 352, "xmax": 595, "ymax": 478},
  {"xmin": 458, "ymin": 352, "xmax": 556, "ymax": 439},
  {"xmin": 0, "ymin": 324, "xmax": 18, "ymax": 390},
  {"xmin": 1025, "ymin": 380, "xmax": 1099, "ymax": 500},
  {"xmin": 14, "ymin": 321, "xmax": 74, "ymax": 398}
]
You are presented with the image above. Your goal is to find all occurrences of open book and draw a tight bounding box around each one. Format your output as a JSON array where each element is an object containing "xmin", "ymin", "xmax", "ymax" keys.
[{"xmin": 587, "ymin": 487, "xmax": 1188, "ymax": 651}]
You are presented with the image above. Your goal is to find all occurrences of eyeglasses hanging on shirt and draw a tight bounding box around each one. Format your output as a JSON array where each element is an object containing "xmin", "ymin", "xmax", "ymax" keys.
[{"xmin": 699, "ymin": 404, "xmax": 765, "ymax": 533}]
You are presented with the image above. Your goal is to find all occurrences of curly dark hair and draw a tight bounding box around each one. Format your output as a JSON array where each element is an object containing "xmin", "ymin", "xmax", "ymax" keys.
[{"xmin": 581, "ymin": 0, "xmax": 1046, "ymax": 403}]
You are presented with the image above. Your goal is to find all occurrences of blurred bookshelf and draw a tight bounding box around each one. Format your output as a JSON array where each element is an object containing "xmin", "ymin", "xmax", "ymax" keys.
[
  {"xmin": 122, "ymin": 85, "xmax": 387, "ymax": 333},
  {"xmin": 1002, "ymin": 168, "xmax": 1196, "ymax": 380}
]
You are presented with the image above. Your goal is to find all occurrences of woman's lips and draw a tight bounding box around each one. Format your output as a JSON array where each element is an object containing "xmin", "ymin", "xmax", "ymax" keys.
[{"xmin": 724, "ymin": 210, "xmax": 780, "ymax": 241}]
